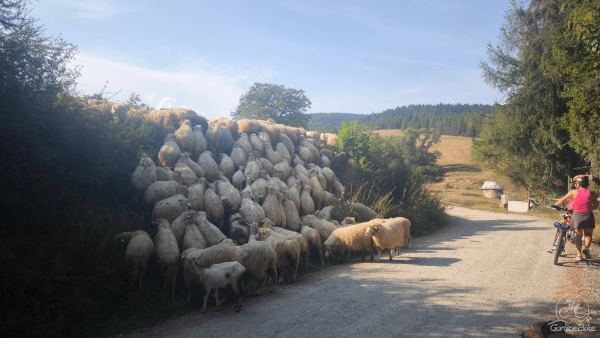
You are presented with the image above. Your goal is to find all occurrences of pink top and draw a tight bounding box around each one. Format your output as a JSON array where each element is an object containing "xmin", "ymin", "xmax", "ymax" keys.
[{"xmin": 573, "ymin": 187, "xmax": 593, "ymax": 212}]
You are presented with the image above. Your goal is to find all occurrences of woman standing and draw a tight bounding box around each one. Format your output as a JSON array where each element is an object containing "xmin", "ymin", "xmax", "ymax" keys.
[{"xmin": 555, "ymin": 175, "xmax": 597, "ymax": 261}]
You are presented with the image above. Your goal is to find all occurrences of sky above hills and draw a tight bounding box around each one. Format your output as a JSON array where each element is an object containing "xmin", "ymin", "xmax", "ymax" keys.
[{"xmin": 33, "ymin": 0, "xmax": 511, "ymax": 119}]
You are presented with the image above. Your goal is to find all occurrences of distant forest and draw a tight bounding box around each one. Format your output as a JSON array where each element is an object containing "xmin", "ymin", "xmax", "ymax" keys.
[{"xmin": 309, "ymin": 103, "xmax": 495, "ymax": 136}]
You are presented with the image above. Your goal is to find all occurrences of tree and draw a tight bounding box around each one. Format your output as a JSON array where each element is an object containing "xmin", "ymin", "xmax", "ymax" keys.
[
  {"xmin": 554, "ymin": 0, "xmax": 600, "ymax": 175},
  {"xmin": 474, "ymin": 0, "xmax": 585, "ymax": 196},
  {"xmin": 232, "ymin": 82, "xmax": 311, "ymax": 128}
]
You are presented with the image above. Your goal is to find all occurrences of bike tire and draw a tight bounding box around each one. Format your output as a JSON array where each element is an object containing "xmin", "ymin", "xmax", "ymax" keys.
[{"xmin": 554, "ymin": 230, "xmax": 565, "ymax": 265}]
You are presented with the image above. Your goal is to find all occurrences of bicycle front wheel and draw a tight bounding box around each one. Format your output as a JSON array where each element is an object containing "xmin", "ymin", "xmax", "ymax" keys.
[{"xmin": 554, "ymin": 230, "xmax": 565, "ymax": 265}]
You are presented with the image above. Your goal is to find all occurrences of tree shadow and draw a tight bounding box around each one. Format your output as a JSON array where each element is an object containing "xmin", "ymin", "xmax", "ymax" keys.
[
  {"xmin": 127, "ymin": 268, "xmax": 560, "ymax": 338},
  {"xmin": 441, "ymin": 164, "xmax": 482, "ymax": 174}
]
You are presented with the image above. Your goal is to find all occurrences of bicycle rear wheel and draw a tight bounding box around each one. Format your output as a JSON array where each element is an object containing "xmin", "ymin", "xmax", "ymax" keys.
[{"xmin": 554, "ymin": 230, "xmax": 565, "ymax": 265}]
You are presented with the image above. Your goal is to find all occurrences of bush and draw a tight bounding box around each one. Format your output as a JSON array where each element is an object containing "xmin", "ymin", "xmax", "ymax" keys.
[{"xmin": 335, "ymin": 122, "xmax": 446, "ymax": 235}]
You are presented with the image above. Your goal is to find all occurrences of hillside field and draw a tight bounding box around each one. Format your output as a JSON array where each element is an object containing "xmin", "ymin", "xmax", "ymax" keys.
[{"xmin": 376, "ymin": 131, "xmax": 564, "ymax": 216}]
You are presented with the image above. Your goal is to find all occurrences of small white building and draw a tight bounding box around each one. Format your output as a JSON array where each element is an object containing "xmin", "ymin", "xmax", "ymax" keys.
[{"xmin": 481, "ymin": 181, "xmax": 503, "ymax": 199}]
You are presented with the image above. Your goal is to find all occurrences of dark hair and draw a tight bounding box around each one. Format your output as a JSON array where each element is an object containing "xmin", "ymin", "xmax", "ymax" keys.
[{"xmin": 580, "ymin": 176, "xmax": 590, "ymax": 188}]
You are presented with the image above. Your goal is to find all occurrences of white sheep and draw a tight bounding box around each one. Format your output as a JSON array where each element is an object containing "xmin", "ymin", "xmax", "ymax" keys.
[
  {"xmin": 153, "ymin": 219, "xmax": 180, "ymax": 299},
  {"xmin": 151, "ymin": 194, "xmax": 187, "ymax": 222},
  {"xmin": 301, "ymin": 225, "xmax": 324, "ymax": 265},
  {"xmin": 364, "ymin": 217, "xmax": 410, "ymax": 261},
  {"xmin": 180, "ymin": 239, "xmax": 241, "ymax": 302},
  {"xmin": 255, "ymin": 226, "xmax": 301, "ymax": 284},
  {"xmin": 323, "ymin": 220, "xmax": 380, "ymax": 262},
  {"xmin": 187, "ymin": 261, "xmax": 246, "ymax": 313},
  {"xmin": 115, "ymin": 230, "xmax": 154, "ymax": 290}
]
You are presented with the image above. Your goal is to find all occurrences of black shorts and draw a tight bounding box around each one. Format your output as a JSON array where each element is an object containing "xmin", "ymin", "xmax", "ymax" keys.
[{"xmin": 571, "ymin": 212, "xmax": 595, "ymax": 229}]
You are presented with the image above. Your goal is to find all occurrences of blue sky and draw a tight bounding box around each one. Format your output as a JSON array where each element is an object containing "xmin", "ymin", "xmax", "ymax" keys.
[{"xmin": 32, "ymin": 0, "xmax": 511, "ymax": 119}]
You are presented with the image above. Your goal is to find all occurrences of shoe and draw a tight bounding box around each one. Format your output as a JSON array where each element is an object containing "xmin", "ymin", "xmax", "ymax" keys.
[{"xmin": 582, "ymin": 248, "xmax": 591, "ymax": 259}]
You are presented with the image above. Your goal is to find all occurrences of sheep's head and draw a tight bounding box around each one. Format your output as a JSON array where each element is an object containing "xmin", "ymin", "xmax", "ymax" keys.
[
  {"xmin": 255, "ymin": 227, "xmax": 271, "ymax": 240},
  {"xmin": 365, "ymin": 223, "xmax": 382, "ymax": 237},
  {"xmin": 114, "ymin": 232, "xmax": 132, "ymax": 243}
]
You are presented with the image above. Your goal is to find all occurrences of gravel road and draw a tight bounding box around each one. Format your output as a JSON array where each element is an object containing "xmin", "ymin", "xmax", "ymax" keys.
[{"xmin": 127, "ymin": 207, "xmax": 598, "ymax": 338}]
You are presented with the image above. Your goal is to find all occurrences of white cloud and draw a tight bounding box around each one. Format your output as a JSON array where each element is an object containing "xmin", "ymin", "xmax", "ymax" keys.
[
  {"xmin": 157, "ymin": 97, "xmax": 175, "ymax": 109},
  {"xmin": 75, "ymin": 52, "xmax": 275, "ymax": 119}
]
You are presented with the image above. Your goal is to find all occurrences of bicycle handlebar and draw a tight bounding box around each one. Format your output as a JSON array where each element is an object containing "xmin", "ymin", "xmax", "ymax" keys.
[{"xmin": 550, "ymin": 205, "xmax": 573, "ymax": 213}]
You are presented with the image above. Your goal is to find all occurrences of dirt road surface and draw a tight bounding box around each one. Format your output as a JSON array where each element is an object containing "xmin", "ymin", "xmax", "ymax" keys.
[{"xmin": 127, "ymin": 207, "xmax": 595, "ymax": 338}]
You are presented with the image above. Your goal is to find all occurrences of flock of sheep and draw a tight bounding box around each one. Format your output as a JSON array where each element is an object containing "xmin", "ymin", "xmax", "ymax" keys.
[{"xmin": 120, "ymin": 115, "xmax": 411, "ymax": 313}]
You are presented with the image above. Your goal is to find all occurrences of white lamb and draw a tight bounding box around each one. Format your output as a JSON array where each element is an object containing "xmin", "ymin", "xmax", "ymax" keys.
[{"xmin": 187, "ymin": 261, "xmax": 246, "ymax": 313}]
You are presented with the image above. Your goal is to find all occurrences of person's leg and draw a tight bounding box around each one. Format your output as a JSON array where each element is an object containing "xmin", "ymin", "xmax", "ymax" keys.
[
  {"xmin": 575, "ymin": 228, "xmax": 583, "ymax": 259},
  {"xmin": 582, "ymin": 228, "xmax": 593, "ymax": 258}
]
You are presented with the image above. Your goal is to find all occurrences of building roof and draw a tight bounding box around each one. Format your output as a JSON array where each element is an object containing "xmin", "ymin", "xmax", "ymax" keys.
[{"xmin": 481, "ymin": 181, "xmax": 503, "ymax": 190}]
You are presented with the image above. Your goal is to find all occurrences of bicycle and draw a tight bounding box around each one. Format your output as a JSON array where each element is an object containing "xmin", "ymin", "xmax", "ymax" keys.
[{"xmin": 550, "ymin": 205, "xmax": 577, "ymax": 265}]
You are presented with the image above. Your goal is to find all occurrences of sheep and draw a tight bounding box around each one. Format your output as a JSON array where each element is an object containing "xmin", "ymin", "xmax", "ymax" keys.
[
  {"xmin": 341, "ymin": 217, "xmax": 356, "ymax": 226},
  {"xmin": 351, "ymin": 202, "xmax": 379, "ymax": 221},
  {"xmin": 180, "ymin": 239, "xmax": 242, "ymax": 302},
  {"xmin": 315, "ymin": 205, "xmax": 334, "ymax": 221},
  {"xmin": 195, "ymin": 211, "xmax": 227, "ymax": 246},
  {"xmin": 174, "ymin": 119, "xmax": 194, "ymax": 153},
  {"xmin": 243, "ymin": 153, "xmax": 261, "ymax": 183},
  {"xmin": 331, "ymin": 151, "xmax": 349, "ymax": 175},
  {"xmin": 267, "ymin": 175, "xmax": 289, "ymax": 196},
  {"xmin": 255, "ymin": 225, "xmax": 301, "ymax": 283},
  {"xmin": 364, "ymin": 217, "xmax": 410, "ymax": 261},
  {"xmin": 144, "ymin": 180, "xmax": 187, "ymax": 205},
  {"xmin": 258, "ymin": 157, "xmax": 274, "ymax": 176},
  {"xmin": 249, "ymin": 133, "xmax": 265, "ymax": 155},
  {"xmin": 197, "ymin": 151, "xmax": 220, "ymax": 182},
  {"xmin": 156, "ymin": 165, "xmax": 176, "ymax": 181},
  {"xmin": 131, "ymin": 154, "xmax": 156, "ymax": 191},
  {"xmin": 209, "ymin": 117, "xmax": 239, "ymax": 136},
  {"xmin": 153, "ymin": 219, "xmax": 180, "ymax": 299},
  {"xmin": 232, "ymin": 166, "xmax": 246, "ymax": 190},
  {"xmin": 261, "ymin": 186, "xmax": 286, "ymax": 227},
  {"xmin": 158, "ymin": 134, "xmax": 181, "ymax": 167},
  {"xmin": 182, "ymin": 152, "xmax": 206, "ymax": 178},
  {"xmin": 297, "ymin": 146, "xmax": 313, "ymax": 163},
  {"xmin": 241, "ymin": 224, "xmax": 278, "ymax": 292},
  {"xmin": 282, "ymin": 196, "xmax": 301, "ymax": 232},
  {"xmin": 302, "ymin": 214, "xmax": 337, "ymax": 243},
  {"xmin": 187, "ymin": 261, "xmax": 246, "ymax": 313},
  {"xmin": 171, "ymin": 210, "xmax": 193, "ymax": 245},
  {"xmin": 182, "ymin": 222, "xmax": 207, "ymax": 251},
  {"xmin": 288, "ymin": 180, "xmax": 301, "ymax": 209},
  {"xmin": 187, "ymin": 179, "xmax": 206, "ymax": 211},
  {"xmin": 266, "ymin": 224, "xmax": 310, "ymax": 270},
  {"xmin": 219, "ymin": 153, "xmax": 235, "ymax": 179},
  {"xmin": 279, "ymin": 133, "xmax": 295, "ymax": 156},
  {"xmin": 301, "ymin": 225, "xmax": 324, "ymax": 265},
  {"xmin": 250, "ymin": 176, "xmax": 268, "ymax": 203},
  {"xmin": 238, "ymin": 191, "xmax": 266, "ymax": 226},
  {"xmin": 216, "ymin": 175, "xmax": 241, "ymax": 213},
  {"xmin": 323, "ymin": 221, "xmax": 378, "ymax": 262},
  {"xmin": 308, "ymin": 169, "xmax": 326, "ymax": 210},
  {"xmin": 320, "ymin": 154, "xmax": 331, "ymax": 167},
  {"xmin": 300, "ymin": 184, "xmax": 315, "ymax": 216},
  {"xmin": 115, "ymin": 230, "xmax": 154, "ymax": 290},
  {"xmin": 151, "ymin": 194, "xmax": 187, "ymax": 222},
  {"xmin": 206, "ymin": 124, "xmax": 234, "ymax": 155},
  {"xmin": 292, "ymin": 153, "xmax": 305, "ymax": 167},
  {"xmin": 228, "ymin": 213, "xmax": 250, "ymax": 245},
  {"xmin": 192, "ymin": 125, "xmax": 207, "ymax": 158},
  {"xmin": 174, "ymin": 155, "xmax": 198, "ymax": 186},
  {"xmin": 204, "ymin": 183, "xmax": 225, "ymax": 230},
  {"xmin": 275, "ymin": 142, "xmax": 292, "ymax": 163},
  {"xmin": 235, "ymin": 133, "xmax": 254, "ymax": 155},
  {"xmin": 230, "ymin": 145, "xmax": 247, "ymax": 168}
]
